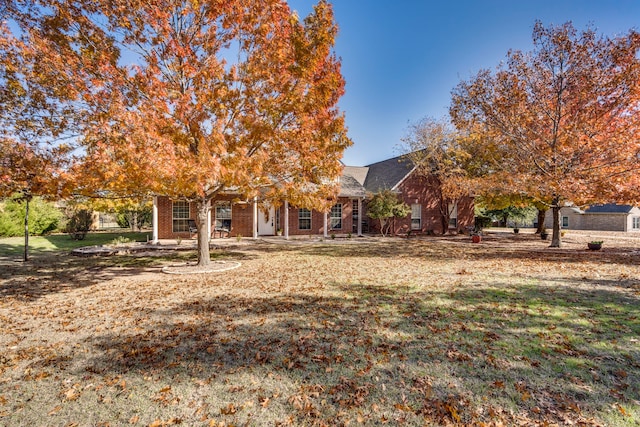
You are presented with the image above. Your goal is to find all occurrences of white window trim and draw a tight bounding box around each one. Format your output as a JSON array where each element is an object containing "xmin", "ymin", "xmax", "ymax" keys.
[
  {"xmin": 172, "ymin": 200, "xmax": 190, "ymax": 233},
  {"xmin": 215, "ymin": 202, "xmax": 232, "ymax": 230},
  {"xmin": 448, "ymin": 202, "xmax": 458, "ymax": 228},
  {"xmin": 299, "ymin": 208, "xmax": 311, "ymax": 230},
  {"xmin": 411, "ymin": 204, "xmax": 421, "ymax": 230},
  {"xmin": 330, "ymin": 203, "xmax": 342, "ymax": 229}
]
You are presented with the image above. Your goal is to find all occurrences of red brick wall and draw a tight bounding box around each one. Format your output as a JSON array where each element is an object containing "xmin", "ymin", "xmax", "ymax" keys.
[
  {"xmin": 156, "ymin": 182, "xmax": 474, "ymax": 239},
  {"xmin": 157, "ymin": 196, "xmax": 196, "ymax": 239},
  {"xmin": 365, "ymin": 173, "xmax": 474, "ymax": 235},
  {"xmin": 157, "ymin": 196, "xmax": 358, "ymax": 238},
  {"xmin": 281, "ymin": 197, "xmax": 355, "ymax": 236}
]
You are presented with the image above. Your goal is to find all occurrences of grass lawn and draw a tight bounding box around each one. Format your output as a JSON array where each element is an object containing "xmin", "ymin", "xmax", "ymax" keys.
[
  {"xmin": 0, "ymin": 232, "xmax": 638, "ymax": 426},
  {"xmin": 0, "ymin": 231, "xmax": 151, "ymax": 256}
]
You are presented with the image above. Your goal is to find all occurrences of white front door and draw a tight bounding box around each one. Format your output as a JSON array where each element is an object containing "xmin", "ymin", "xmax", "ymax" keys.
[{"xmin": 258, "ymin": 205, "xmax": 276, "ymax": 236}]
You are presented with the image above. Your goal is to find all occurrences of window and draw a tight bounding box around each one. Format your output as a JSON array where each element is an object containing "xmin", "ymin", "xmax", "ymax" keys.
[
  {"xmin": 215, "ymin": 203, "xmax": 232, "ymax": 230},
  {"xmin": 299, "ymin": 208, "xmax": 311, "ymax": 230},
  {"xmin": 330, "ymin": 203, "xmax": 342, "ymax": 229},
  {"xmin": 562, "ymin": 216, "xmax": 569, "ymax": 228},
  {"xmin": 352, "ymin": 200, "xmax": 359, "ymax": 233},
  {"xmin": 172, "ymin": 201, "xmax": 190, "ymax": 232},
  {"xmin": 411, "ymin": 204, "xmax": 421, "ymax": 230},
  {"xmin": 448, "ymin": 203, "xmax": 458, "ymax": 228},
  {"xmin": 633, "ymin": 217, "xmax": 640, "ymax": 230}
]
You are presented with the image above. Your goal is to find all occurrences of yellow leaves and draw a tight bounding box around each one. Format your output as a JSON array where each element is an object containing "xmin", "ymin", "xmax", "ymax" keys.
[
  {"xmin": 63, "ymin": 386, "xmax": 81, "ymax": 401},
  {"xmin": 219, "ymin": 403, "xmax": 238, "ymax": 415}
]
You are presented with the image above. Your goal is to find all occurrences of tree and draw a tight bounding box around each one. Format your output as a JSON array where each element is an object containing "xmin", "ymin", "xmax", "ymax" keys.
[
  {"xmin": 1, "ymin": 18, "xmax": 75, "ymax": 260},
  {"xmin": 7, "ymin": 0, "xmax": 350, "ymax": 266},
  {"xmin": 0, "ymin": 196, "xmax": 63, "ymax": 237},
  {"xmin": 451, "ymin": 21, "xmax": 640, "ymax": 247},
  {"xmin": 367, "ymin": 189, "xmax": 411, "ymax": 237},
  {"xmin": 401, "ymin": 117, "xmax": 473, "ymax": 234}
]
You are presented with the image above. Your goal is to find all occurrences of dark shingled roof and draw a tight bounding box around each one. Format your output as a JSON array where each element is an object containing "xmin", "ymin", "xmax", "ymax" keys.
[
  {"xmin": 585, "ymin": 204, "xmax": 634, "ymax": 214},
  {"xmin": 363, "ymin": 155, "xmax": 415, "ymax": 193}
]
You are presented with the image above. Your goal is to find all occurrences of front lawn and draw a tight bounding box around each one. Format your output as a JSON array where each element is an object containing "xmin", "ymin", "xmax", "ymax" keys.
[
  {"xmin": 0, "ymin": 233, "xmax": 638, "ymax": 425},
  {"xmin": 0, "ymin": 231, "xmax": 150, "ymax": 257}
]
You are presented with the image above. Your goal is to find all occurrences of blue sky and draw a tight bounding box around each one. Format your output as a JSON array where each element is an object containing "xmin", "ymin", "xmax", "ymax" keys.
[{"xmin": 287, "ymin": 1, "xmax": 640, "ymax": 166}]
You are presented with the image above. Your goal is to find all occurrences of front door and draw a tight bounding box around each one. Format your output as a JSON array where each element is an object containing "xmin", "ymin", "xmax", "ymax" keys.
[{"xmin": 258, "ymin": 205, "xmax": 276, "ymax": 236}]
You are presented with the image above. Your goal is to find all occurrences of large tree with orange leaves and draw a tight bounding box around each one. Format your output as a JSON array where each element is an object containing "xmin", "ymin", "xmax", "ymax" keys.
[
  {"xmin": 6, "ymin": 0, "xmax": 350, "ymax": 265},
  {"xmin": 1, "ymin": 17, "xmax": 76, "ymax": 260},
  {"xmin": 451, "ymin": 21, "xmax": 640, "ymax": 247}
]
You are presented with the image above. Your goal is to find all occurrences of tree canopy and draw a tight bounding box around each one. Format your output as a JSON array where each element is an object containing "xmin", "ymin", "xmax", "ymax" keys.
[
  {"xmin": 367, "ymin": 189, "xmax": 410, "ymax": 237},
  {"xmin": 401, "ymin": 116, "xmax": 473, "ymax": 233},
  {"xmin": 4, "ymin": 0, "xmax": 351, "ymax": 265},
  {"xmin": 451, "ymin": 21, "xmax": 640, "ymax": 247}
]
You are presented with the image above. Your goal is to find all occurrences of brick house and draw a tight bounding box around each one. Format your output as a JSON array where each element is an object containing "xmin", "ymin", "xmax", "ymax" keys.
[
  {"xmin": 152, "ymin": 154, "xmax": 474, "ymax": 240},
  {"xmin": 543, "ymin": 204, "xmax": 640, "ymax": 232}
]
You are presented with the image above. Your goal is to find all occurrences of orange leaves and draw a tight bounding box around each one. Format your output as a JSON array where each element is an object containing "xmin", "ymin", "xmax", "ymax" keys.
[{"xmin": 451, "ymin": 21, "xmax": 640, "ymax": 209}]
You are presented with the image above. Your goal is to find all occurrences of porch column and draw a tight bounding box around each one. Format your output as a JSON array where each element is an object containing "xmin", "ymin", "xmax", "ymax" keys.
[
  {"xmin": 206, "ymin": 201, "xmax": 211, "ymax": 242},
  {"xmin": 253, "ymin": 196, "xmax": 258, "ymax": 239},
  {"xmin": 152, "ymin": 196, "xmax": 159, "ymax": 244},
  {"xmin": 323, "ymin": 211, "xmax": 328, "ymax": 238},
  {"xmin": 357, "ymin": 198, "xmax": 363, "ymax": 236},
  {"xmin": 284, "ymin": 200, "xmax": 290, "ymax": 240}
]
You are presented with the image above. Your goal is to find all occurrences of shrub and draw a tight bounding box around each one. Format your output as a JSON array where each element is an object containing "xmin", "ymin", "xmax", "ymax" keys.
[
  {"xmin": 0, "ymin": 196, "xmax": 63, "ymax": 237},
  {"xmin": 65, "ymin": 209, "xmax": 93, "ymax": 240}
]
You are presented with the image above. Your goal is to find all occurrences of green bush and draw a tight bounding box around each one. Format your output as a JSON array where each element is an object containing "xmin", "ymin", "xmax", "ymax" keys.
[
  {"xmin": 65, "ymin": 209, "xmax": 93, "ymax": 240},
  {"xmin": 115, "ymin": 205, "xmax": 152, "ymax": 230},
  {"xmin": 0, "ymin": 196, "xmax": 63, "ymax": 237}
]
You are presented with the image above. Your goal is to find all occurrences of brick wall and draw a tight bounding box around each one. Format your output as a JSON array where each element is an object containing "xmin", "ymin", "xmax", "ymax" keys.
[
  {"xmin": 367, "ymin": 174, "xmax": 474, "ymax": 235},
  {"xmin": 157, "ymin": 196, "xmax": 359, "ymax": 238}
]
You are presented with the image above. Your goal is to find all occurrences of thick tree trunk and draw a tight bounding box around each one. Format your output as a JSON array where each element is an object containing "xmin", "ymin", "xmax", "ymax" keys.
[
  {"xmin": 195, "ymin": 198, "xmax": 211, "ymax": 267},
  {"xmin": 550, "ymin": 197, "xmax": 561, "ymax": 248},
  {"xmin": 535, "ymin": 209, "xmax": 546, "ymax": 234}
]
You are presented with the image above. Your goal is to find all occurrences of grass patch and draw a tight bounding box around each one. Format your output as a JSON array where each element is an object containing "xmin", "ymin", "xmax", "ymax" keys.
[
  {"xmin": 0, "ymin": 236, "xmax": 638, "ymax": 425},
  {"xmin": 0, "ymin": 231, "xmax": 150, "ymax": 256}
]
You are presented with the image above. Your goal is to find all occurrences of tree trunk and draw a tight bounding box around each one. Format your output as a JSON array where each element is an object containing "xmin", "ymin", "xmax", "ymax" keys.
[
  {"xmin": 195, "ymin": 197, "xmax": 211, "ymax": 266},
  {"xmin": 550, "ymin": 197, "xmax": 561, "ymax": 248},
  {"xmin": 535, "ymin": 209, "xmax": 546, "ymax": 234},
  {"xmin": 23, "ymin": 196, "xmax": 30, "ymax": 262}
]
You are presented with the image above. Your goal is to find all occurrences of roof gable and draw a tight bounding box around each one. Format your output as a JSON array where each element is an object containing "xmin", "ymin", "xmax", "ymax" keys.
[
  {"xmin": 363, "ymin": 155, "xmax": 415, "ymax": 193},
  {"xmin": 338, "ymin": 173, "xmax": 368, "ymax": 198}
]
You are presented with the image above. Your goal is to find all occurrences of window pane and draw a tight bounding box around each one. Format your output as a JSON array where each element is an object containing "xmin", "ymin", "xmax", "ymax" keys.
[
  {"xmin": 173, "ymin": 201, "xmax": 190, "ymax": 232},
  {"xmin": 411, "ymin": 204, "xmax": 421, "ymax": 230},
  {"xmin": 448, "ymin": 203, "xmax": 457, "ymax": 228},
  {"xmin": 331, "ymin": 204, "xmax": 342, "ymax": 229},
  {"xmin": 215, "ymin": 203, "xmax": 232, "ymax": 230},
  {"xmin": 299, "ymin": 208, "xmax": 311, "ymax": 230}
]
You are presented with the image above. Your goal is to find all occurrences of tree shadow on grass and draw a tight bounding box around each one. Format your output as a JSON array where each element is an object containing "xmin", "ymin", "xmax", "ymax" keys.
[
  {"xmin": 279, "ymin": 236, "xmax": 640, "ymax": 269},
  {"xmin": 65, "ymin": 279, "xmax": 640, "ymax": 425}
]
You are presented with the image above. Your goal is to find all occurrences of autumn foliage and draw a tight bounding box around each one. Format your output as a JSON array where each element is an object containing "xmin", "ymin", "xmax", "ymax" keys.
[
  {"xmin": 4, "ymin": 0, "xmax": 350, "ymax": 265},
  {"xmin": 451, "ymin": 21, "xmax": 640, "ymax": 246}
]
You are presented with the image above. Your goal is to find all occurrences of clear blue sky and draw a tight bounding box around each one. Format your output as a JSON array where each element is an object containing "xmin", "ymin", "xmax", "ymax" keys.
[{"xmin": 287, "ymin": 0, "xmax": 640, "ymax": 166}]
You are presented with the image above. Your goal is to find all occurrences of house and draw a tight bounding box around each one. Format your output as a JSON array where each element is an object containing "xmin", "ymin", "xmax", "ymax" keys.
[
  {"xmin": 151, "ymin": 154, "xmax": 475, "ymax": 240},
  {"xmin": 543, "ymin": 204, "xmax": 640, "ymax": 232}
]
